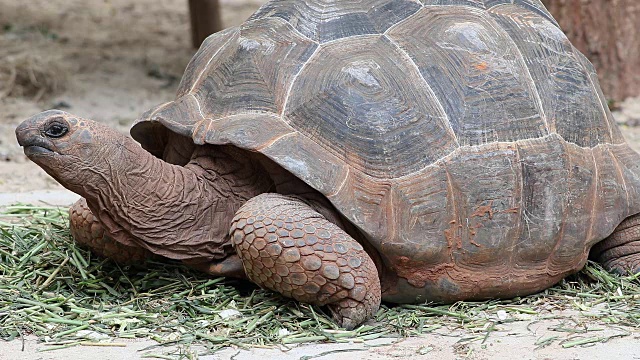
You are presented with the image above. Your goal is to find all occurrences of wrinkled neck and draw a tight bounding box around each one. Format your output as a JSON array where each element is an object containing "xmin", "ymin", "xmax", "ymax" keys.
[{"xmin": 82, "ymin": 140, "xmax": 272, "ymax": 262}]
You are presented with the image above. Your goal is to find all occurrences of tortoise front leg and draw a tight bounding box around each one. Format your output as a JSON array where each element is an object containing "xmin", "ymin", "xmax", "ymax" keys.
[
  {"xmin": 69, "ymin": 198, "xmax": 153, "ymax": 264},
  {"xmin": 591, "ymin": 214, "xmax": 640, "ymax": 274},
  {"xmin": 230, "ymin": 194, "xmax": 381, "ymax": 329}
]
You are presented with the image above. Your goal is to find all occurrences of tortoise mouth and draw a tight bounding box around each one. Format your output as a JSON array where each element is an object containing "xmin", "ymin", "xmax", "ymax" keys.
[
  {"xmin": 19, "ymin": 134, "xmax": 57, "ymax": 157},
  {"xmin": 24, "ymin": 145, "xmax": 55, "ymax": 156}
]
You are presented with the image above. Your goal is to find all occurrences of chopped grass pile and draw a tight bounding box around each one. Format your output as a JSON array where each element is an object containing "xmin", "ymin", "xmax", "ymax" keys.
[{"xmin": 1, "ymin": 205, "xmax": 639, "ymax": 357}]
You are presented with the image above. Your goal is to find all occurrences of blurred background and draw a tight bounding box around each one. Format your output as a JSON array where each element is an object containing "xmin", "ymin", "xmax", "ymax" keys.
[{"xmin": 0, "ymin": 0, "xmax": 639, "ymax": 194}]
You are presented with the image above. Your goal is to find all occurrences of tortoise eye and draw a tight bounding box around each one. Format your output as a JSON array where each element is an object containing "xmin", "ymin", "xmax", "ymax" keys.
[{"xmin": 45, "ymin": 122, "xmax": 69, "ymax": 138}]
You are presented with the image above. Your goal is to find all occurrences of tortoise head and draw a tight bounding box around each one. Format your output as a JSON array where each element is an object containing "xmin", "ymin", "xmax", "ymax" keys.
[{"xmin": 15, "ymin": 110, "xmax": 127, "ymax": 194}]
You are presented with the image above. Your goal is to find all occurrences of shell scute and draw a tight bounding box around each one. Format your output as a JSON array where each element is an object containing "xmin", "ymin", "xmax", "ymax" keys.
[
  {"xmin": 191, "ymin": 17, "xmax": 318, "ymax": 119},
  {"xmin": 285, "ymin": 34, "xmax": 458, "ymax": 178},
  {"xmin": 387, "ymin": 6, "xmax": 547, "ymax": 146},
  {"xmin": 250, "ymin": 0, "xmax": 422, "ymax": 43}
]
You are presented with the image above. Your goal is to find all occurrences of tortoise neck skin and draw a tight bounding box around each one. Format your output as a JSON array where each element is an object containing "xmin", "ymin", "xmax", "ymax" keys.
[{"xmin": 16, "ymin": 110, "xmax": 272, "ymax": 262}]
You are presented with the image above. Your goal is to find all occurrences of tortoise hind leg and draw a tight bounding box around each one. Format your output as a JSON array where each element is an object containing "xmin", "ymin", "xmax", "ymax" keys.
[
  {"xmin": 230, "ymin": 193, "xmax": 381, "ymax": 330},
  {"xmin": 590, "ymin": 213, "xmax": 640, "ymax": 275},
  {"xmin": 69, "ymin": 198, "xmax": 153, "ymax": 264}
]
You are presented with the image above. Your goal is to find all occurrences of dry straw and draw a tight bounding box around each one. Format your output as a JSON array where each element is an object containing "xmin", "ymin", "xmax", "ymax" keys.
[
  {"xmin": 1, "ymin": 205, "xmax": 639, "ymax": 358},
  {"xmin": 0, "ymin": 28, "xmax": 68, "ymax": 101}
]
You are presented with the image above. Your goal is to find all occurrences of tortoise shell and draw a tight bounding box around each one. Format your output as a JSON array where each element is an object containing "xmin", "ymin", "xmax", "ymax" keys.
[{"xmin": 131, "ymin": 0, "xmax": 640, "ymax": 303}]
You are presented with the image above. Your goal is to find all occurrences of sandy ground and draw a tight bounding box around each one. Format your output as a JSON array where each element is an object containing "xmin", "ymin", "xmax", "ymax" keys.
[
  {"xmin": 1, "ymin": 316, "xmax": 638, "ymax": 360},
  {"xmin": 2, "ymin": 0, "xmax": 640, "ymax": 359}
]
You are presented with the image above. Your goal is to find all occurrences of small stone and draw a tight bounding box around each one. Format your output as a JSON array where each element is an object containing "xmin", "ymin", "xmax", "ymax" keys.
[{"xmin": 219, "ymin": 309, "xmax": 241, "ymax": 319}]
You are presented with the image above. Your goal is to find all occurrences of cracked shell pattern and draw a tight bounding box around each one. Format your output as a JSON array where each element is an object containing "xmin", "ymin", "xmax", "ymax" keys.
[
  {"xmin": 231, "ymin": 193, "xmax": 381, "ymax": 329},
  {"xmin": 69, "ymin": 198, "xmax": 153, "ymax": 264}
]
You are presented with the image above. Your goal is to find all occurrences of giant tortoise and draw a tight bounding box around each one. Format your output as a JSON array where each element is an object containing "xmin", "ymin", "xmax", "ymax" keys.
[{"xmin": 16, "ymin": 0, "xmax": 640, "ymax": 329}]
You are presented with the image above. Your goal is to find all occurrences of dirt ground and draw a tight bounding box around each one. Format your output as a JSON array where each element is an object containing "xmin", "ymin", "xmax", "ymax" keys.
[{"xmin": 1, "ymin": 0, "xmax": 640, "ymax": 359}]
